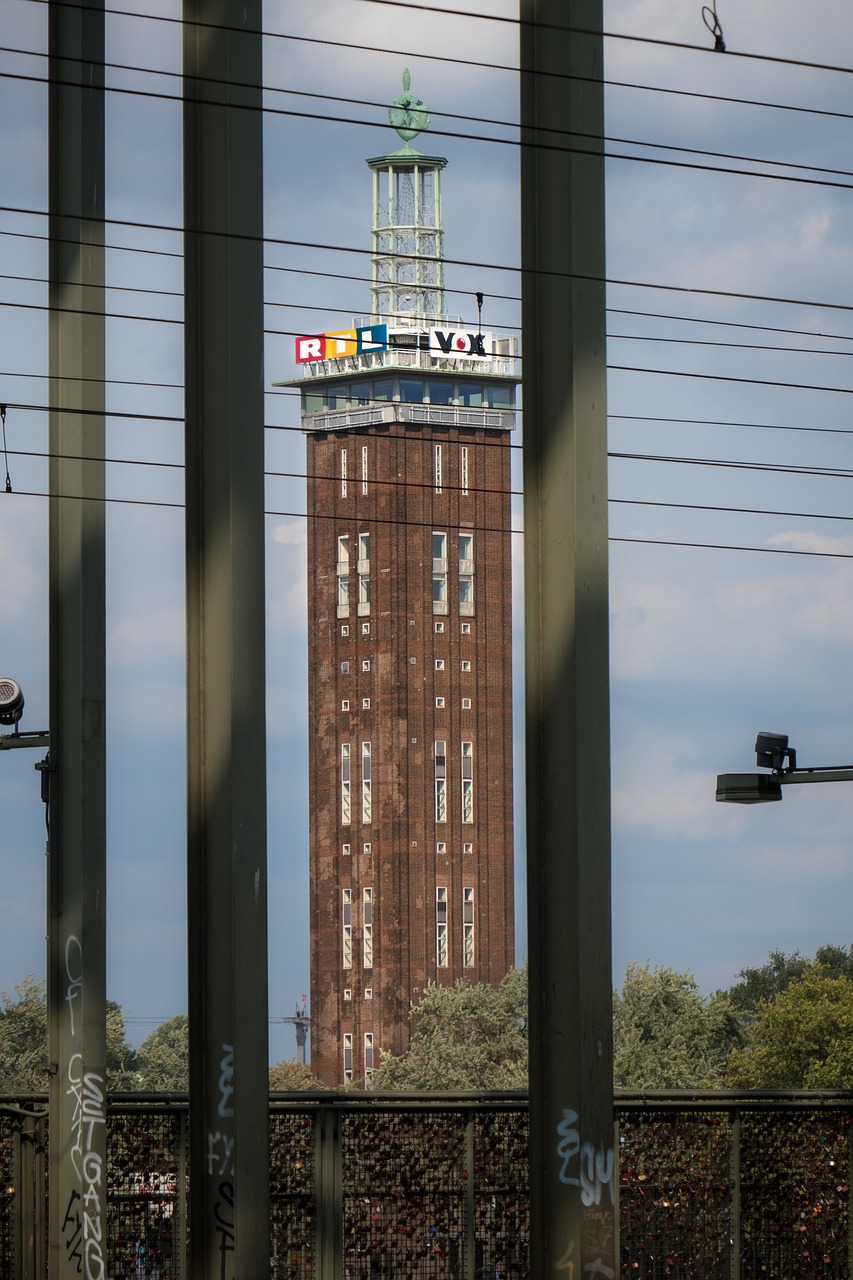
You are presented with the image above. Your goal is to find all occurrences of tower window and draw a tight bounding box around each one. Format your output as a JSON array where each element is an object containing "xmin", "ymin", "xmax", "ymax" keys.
[
  {"xmin": 341, "ymin": 449, "xmax": 347, "ymax": 497},
  {"xmin": 358, "ymin": 531, "xmax": 370, "ymax": 615},
  {"xmin": 462, "ymin": 698, "xmax": 471, "ymax": 710},
  {"xmin": 432, "ymin": 531, "xmax": 448, "ymax": 615},
  {"xmin": 435, "ymin": 444, "xmax": 442, "ymax": 494},
  {"xmin": 461, "ymin": 660, "xmax": 471, "ymax": 672},
  {"xmin": 343, "ymin": 1033, "xmax": 353, "ymax": 1082},
  {"xmin": 364, "ymin": 1032, "xmax": 374, "ymax": 1086},
  {"xmin": 363, "ymin": 887, "xmax": 373, "ymax": 968},
  {"xmin": 341, "ymin": 743, "xmax": 351, "ymax": 826},
  {"xmin": 435, "ymin": 740, "xmax": 447, "ymax": 824},
  {"xmin": 336, "ymin": 534, "xmax": 350, "ymax": 618},
  {"xmin": 461, "ymin": 446, "xmax": 469, "ymax": 496},
  {"xmin": 463, "ymin": 886, "xmax": 475, "ymax": 967},
  {"xmin": 361, "ymin": 445, "xmax": 368, "ymax": 495},
  {"xmin": 342, "ymin": 889, "xmax": 352, "ymax": 969},
  {"xmin": 436, "ymin": 886, "xmax": 448, "ymax": 967},
  {"xmin": 462, "ymin": 741, "xmax": 473, "ymax": 824},
  {"xmin": 362, "ymin": 741, "xmax": 372, "ymax": 824},
  {"xmin": 435, "ymin": 659, "xmax": 445, "ymax": 671},
  {"xmin": 436, "ymin": 697, "xmax": 445, "ymax": 709},
  {"xmin": 459, "ymin": 533, "xmax": 474, "ymax": 615}
]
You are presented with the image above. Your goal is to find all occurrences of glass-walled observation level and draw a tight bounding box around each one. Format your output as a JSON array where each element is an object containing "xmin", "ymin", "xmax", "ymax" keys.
[
  {"xmin": 294, "ymin": 368, "xmax": 517, "ymax": 435},
  {"xmin": 368, "ymin": 153, "xmax": 447, "ymax": 325}
]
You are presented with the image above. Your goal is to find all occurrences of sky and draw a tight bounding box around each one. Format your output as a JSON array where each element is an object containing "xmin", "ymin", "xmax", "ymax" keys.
[{"xmin": 2, "ymin": 0, "xmax": 853, "ymax": 1064}]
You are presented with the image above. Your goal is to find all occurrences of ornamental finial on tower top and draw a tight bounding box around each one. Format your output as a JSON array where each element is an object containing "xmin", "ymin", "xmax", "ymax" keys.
[{"xmin": 388, "ymin": 69, "xmax": 430, "ymax": 144}]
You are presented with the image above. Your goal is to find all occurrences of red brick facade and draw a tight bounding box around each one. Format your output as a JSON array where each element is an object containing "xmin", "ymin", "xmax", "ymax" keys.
[{"xmin": 306, "ymin": 411, "xmax": 515, "ymax": 1086}]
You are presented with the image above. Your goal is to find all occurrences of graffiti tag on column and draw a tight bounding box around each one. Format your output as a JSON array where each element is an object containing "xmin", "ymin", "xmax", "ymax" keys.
[
  {"xmin": 67, "ymin": 1052, "xmax": 106, "ymax": 1280},
  {"xmin": 207, "ymin": 1131, "xmax": 235, "ymax": 1177},
  {"xmin": 65, "ymin": 934, "xmax": 83, "ymax": 1036},
  {"xmin": 61, "ymin": 1188, "xmax": 84, "ymax": 1274},
  {"xmin": 214, "ymin": 1180, "xmax": 236, "ymax": 1280},
  {"xmin": 556, "ymin": 1109, "xmax": 615, "ymax": 1207},
  {"xmin": 218, "ymin": 1043, "xmax": 235, "ymax": 1116}
]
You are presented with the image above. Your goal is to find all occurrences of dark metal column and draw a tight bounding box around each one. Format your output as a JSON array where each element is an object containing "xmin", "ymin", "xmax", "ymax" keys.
[
  {"xmin": 520, "ymin": 1, "xmax": 616, "ymax": 1276},
  {"xmin": 183, "ymin": 2, "xmax": 270, "ymax": 1276},
  {"xmin": 47, "ymin": 2, "xmax": 108, "ymax": 1276}
]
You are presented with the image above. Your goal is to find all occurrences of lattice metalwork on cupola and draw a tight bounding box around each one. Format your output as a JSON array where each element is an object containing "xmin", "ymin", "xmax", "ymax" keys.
[{"xmin": 367, "ymin": 69, "xmax": 447, "ymax": 327}]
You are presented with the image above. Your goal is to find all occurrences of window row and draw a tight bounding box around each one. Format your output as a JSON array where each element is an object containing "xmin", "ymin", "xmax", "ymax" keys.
[
  {"xmin": 336, "ymin": 533, "xmax": 370, "ymax": 619},
  {"xmin": 338, "ymin": 445, "xmax": 370, "ymax": 497},
  {"xmin": 336, "ymin": 530, "xmax": 475, "ymax": 618},
  {"xmin": 434, "ymin": 740, "xmax": 474, "ymax": 824},
  {"xmin": 342, "ymin": 887, "xmax": 373, "ymax": 970},
  {"xmin": 340, "ymin": 742, "xmax": 372, "ymax": 826},
  {"xmin": 433, "ymin": 443, "xmax": 469, "ymax": 496},
  {"xmin": 342, "ymin": 841, "xmax": 473, "ymax": 856},
  {"xmin": 343, "ymin": 1032, "xmax": 374, "ymax": 1085},
  {"xmin": 304, "ymin": 377, "xmax": 514, "ymax": 416},
  {"xmin": 435, "ymin": 886, "xmax": 476, "ymax": 969},
  {"xmin": 343, "ymin": 696, "xmax": 472, "ymax": 711},
  {"xmin": 432, "ymin": 531, "xmax": 474, "ymax": 616}
]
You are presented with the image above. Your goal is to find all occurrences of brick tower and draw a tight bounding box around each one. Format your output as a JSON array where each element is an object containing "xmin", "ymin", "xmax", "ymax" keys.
[{"xmin": 286, "ymin": 72, "xmax": 517, "ymax": 1086}]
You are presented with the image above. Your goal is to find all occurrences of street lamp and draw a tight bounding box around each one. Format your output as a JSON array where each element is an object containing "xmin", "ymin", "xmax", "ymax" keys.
[
  {"xmin": 717, "ymin": 732, "xmax": 853, "ymax": 804},
  {"xmin": 0, "ymin": 679, "xmax": 48, "ymax": 752}
]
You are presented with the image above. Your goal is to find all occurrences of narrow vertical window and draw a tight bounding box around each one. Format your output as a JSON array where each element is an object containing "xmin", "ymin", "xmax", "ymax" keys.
[
  {"xmin": 341, "ymin": 449, "xmax": 348, "ymax": 497},
  {"xmin": 363, "ymin": 887, "xmax": 373, "ymax": 968},
  {"xmin": 435, "ymin": 443, "xmax": 442, "ymax": 493},
  {"xmin": 343, "ymin": 1033, "xmax": 353, "ymax": 1083},
  {"xmin": 361, "ymin": 445, "xmax": 368, "ymax": 495},
  {"xmin": 463, "ymin": 886, "xmax": 475, "ymax": 967},
  {"xmin": 435, "ymin": 740, "xmax": 447, "ymax": 824},
  {"xmin": 362, "ymin": 741, "xmax": 372, "ymax": 824},
  {"xmin": 432, "ymin": 531, "xmax": 447, "ymax": 615},
  {"xmin": 358, "ymin": 531, "xmax": 370, "ymax": 615},
  {"xmin": 461, "ymin": 741, "xmax": 473, "ymax": 824},
  {"xmin": 337, "ymin": 534, "xmax": 350, "ymax": 617},
  {"xmin": 436, "ymin": 886, "xmax": 448, "ymax": 967},
  {"xmin": 461, "ymin": 446, "xmax": 469, "ymax": 496},
  {"xmin": 341, "ymin": 743, "xmax": 351, "ymax": 826},
  {"xmin": 342, "ymin": 889, "xmax": 352, "ymax": 969},
  {"xmin": 364, "ymin": 1032, "xmax": 374, "ymax": 1086},
  {"xmin": 459, "ymin": 533, "xmax": 474, "ymax": 615}
]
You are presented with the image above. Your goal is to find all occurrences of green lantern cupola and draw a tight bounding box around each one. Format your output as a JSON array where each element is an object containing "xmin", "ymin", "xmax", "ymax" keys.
[{"xmin": 366, "ymin": 70, "xmax": 447, "ymax": 328}]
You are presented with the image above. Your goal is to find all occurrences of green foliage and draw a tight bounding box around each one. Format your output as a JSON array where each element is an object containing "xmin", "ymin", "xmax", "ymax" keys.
[
  {"xmin": 269, "ymin": 1060, "xmax": 328, "ymax": 1090},
  {"xmin": 613, "ymin": 962, "xmax": 742, "ymax": 1089},
  {"xmin": 0, "ymin": 976, "xmax": 51, "ymax": 1091},
  {"xmin": 0, "ymin": 977, "xmax": 136, "ymax": 1091},
  {"xmin": 135, "ymin": 1014, "xmax": 188, "ymax": 1092},
  {"xmin": 727, "ymin": 946, "xmax": 853, "ymax": 1016},
  {"xmin": 373, "ymin": 970, "xmax": 527, "ymax": 1091},
  {"xmin": 727, "ymin": 965, "xmax": 853, "ymax": 1089}
]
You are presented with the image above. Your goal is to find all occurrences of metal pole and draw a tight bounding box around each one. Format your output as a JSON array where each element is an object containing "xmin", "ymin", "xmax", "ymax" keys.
[
  {"xmin": 47, "ymin": 2, "xmax": 108, "ymax": 1276},
  {"xmin": 183, "ymin": 2, "xmax": 270, "ymax": 1276},
  {"xmin": 520, "ymin": 1, "xmax": 616, "ymax": 1276}
]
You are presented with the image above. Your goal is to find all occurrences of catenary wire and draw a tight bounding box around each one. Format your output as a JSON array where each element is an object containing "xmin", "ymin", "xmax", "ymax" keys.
[
  {"xmin": 25, "ymin": 0, "xmax": 853, "ymax": 83},
  {"xmin": 4, "ymin": 484, "xmax": 853, "ymax": 563}
]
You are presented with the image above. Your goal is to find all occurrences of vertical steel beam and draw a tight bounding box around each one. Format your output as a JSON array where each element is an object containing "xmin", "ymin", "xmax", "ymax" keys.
[
  {"xmin": 47, "ymin": 3, "xmax": 108, "ymax": 1277},
  {"xmin": 520, "ymin": 1, "xmax": 616, "ymax": 1276},
  {"xmin": 314, "ymin": 1107, "xmax": 343, "ymax": 1280},
  {"xmin": 183, "ymin": 2, "xmax": 270, "ymax": 1276}
]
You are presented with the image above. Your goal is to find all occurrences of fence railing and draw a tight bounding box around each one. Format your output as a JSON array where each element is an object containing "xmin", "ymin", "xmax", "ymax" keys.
[{"xmin": 2, "ymin": 1092, "xmax": 851, "ymax": 1279}]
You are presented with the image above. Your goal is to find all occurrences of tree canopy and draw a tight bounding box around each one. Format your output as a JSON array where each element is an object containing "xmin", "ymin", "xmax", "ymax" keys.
[
  {"xmin": 269, "ymin": 1060, "xmax": 327, "ymax": 1090},
  {"xmin": 0, "ymin": 976, "xmax": 136, "ymax": 1091},
  {"xmin": 727, "ymin": 946, "xmax": 853, "ymax": 1016},
  {"xmin": 373, "ymin": 969, "xmax": 527, "ymax": 1091},
  {"xmin": 727, "ymin": 964, "xmax": 853, "ymax": 1089},
  {"xmin": 613, "ymin": 962, "xmax": 742, "ymax": 1089},
  {"xmin": 135, "ymin": 1014, "xmax": 188, "ymax": 1092}
]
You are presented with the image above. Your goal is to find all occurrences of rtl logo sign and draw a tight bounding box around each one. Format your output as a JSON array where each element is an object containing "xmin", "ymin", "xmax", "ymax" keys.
[{"xmin": 295, "ymin": 324, "xmax": 388, "ymax": 364}]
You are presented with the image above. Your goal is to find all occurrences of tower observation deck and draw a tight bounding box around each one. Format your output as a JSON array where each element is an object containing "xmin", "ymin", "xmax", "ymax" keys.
[{"xmin": 281, "ymin": 72, "xmax": 517, "ymax": 1087}]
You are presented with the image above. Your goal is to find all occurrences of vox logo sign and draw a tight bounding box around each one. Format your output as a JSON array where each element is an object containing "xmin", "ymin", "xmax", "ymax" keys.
[{"xmin": 429, "ymin": 330, "xmax": 491, "ymax": 358}]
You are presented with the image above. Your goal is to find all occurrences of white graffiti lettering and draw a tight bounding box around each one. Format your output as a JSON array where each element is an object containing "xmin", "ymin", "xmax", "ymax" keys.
[
  {"xmin": 207, "ymin": 1130, "xmax": 235, "ymax": 1177},
  {"xmin": 67, "ymin": 1051, "xmax": 106, "ymax": 1280},
  {"xmin": 65, "ymin": 935, "xmax": 83, "ymax": 1036},
  {"xmin": 556, "ymin": 1109, "xmax": 615, "ymax": 1207}
]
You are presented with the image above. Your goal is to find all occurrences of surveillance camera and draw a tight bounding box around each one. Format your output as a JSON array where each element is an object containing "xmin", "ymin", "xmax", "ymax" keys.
[{"xmin": 0, "ymin": 678, "xmax": 24, "ymax": 727}]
